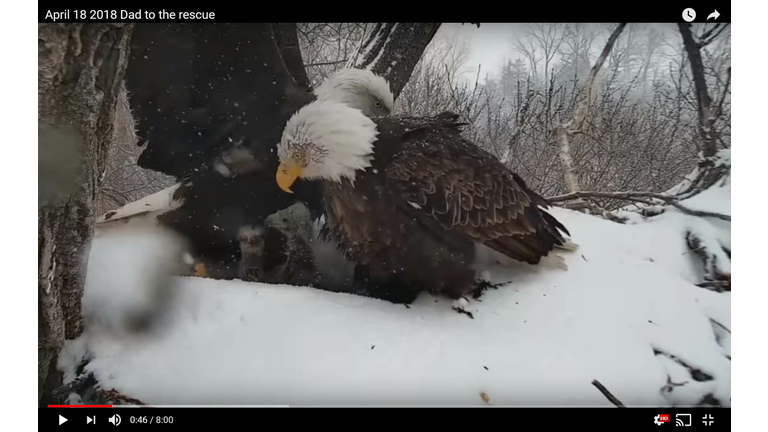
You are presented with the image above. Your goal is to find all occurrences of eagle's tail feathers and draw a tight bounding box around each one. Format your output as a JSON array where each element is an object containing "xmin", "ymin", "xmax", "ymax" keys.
[{"xmin": 555, "ymin": 238, "xmax": 579, "ymax": 252}]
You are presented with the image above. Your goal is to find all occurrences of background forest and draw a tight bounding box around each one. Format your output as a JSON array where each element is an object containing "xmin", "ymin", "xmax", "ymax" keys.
[{"xmin": 95, "ymin": 23, "xmax": 731, "ymax": 215}]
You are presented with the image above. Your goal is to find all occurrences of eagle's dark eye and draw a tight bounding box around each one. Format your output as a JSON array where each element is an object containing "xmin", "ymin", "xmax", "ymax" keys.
[{"xmin": 374, "ymin": 100, "xmax": 382, "ymax": 108}]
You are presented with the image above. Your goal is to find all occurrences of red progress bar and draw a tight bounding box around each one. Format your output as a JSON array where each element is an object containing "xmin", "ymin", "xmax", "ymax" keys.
[{"xmin": 47, "ymin": 405, "xmax": 113, "ymax": 408}]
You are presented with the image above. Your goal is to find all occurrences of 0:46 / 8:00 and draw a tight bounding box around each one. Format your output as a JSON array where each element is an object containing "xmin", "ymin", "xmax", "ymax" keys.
[{"xmin": 129, "ymin": 415, "xmax": 174, "ymax": 424}]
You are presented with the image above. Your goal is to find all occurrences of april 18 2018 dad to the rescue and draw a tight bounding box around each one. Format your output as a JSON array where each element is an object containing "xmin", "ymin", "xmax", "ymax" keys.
[{"xmin": 43, "ymin": 9, "xmax": 216, "ymax": 21}]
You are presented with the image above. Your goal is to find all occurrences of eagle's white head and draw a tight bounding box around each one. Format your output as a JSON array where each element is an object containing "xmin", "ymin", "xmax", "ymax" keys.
[
  {"xmin": 313, "ymin": 68, "xmax": 394, "ymax": 117},
  {"xmin": 276, "ymin": 101, "xmax": 378, "ymax": 193}
]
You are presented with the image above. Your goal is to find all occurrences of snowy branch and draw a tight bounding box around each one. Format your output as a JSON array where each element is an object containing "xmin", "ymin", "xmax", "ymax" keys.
[
  {"xmin": 547, "ymin": 191, "xmax": 731, "ymax": 221},
  {"xmin": 686, "ymin": 230, "xmax": 731, "ymax": 286}
]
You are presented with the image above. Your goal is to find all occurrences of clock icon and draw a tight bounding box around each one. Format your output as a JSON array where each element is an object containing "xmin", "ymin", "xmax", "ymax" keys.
[{"xmin": 683, "ymin": 8, "xmax": 696, "ymax": 22}]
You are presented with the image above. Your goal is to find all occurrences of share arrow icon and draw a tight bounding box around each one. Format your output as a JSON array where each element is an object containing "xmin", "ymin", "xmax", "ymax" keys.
[{"xmin": 708, "ymin": 10, "xmax": 720, "ymax": 20}]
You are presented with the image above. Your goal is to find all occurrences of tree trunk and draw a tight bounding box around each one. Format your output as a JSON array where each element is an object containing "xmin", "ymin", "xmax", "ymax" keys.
[
  {"xmin": 272, "ymin": 23, "xmax": 313, "ymax": 93},
  {"xmin": 674, "ymin": 23, "xmax": 729, "ymax": 199},
  {"xmin": 276, "ymin": 23, "xmax": 440, "ymax": 102},
  {"xmin": 554, "ymin": 125, "xmax": 581, "ymax": 193},
  {"xmin": 347, "ymin": 23, "xmax": 441, "ymax": 100},
  {"xmin": 677, "ymin": 23, "xmax": 717, "ymax": 159},
  {"xmin": 556, "ymin": 23, "xmax": 626, "ymax": 195},
  {"xmin": 38, "ymin": 23, "xmax": 133, "ymax": 406}
]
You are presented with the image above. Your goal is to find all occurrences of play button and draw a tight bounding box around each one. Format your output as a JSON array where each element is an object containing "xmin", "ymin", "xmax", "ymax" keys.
[{"xmin": 59, "ymin": 415, "xmax": 67, "ymax": 425}]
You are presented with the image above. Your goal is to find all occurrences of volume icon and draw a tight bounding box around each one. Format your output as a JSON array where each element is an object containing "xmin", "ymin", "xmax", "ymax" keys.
[{"xmin": 108, "ymin": 414, "xmax": 121, "ymax": 426}]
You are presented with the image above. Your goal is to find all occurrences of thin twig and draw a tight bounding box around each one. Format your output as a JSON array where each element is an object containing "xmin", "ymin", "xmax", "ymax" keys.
[
  {"xmin": 547, "ymin": 191, "xmax": 730, "ymax": 221},
  {"xmin": 698, "ymin": 23, "xmax": 730, "ymax": 48},
  {"xmin": 714, "ymin": 67, "xmax": 731, "ymax": 121},
  {"xmin": 665, "ymin": 201, "xmax": 730, "ymax": 221},
  {"xmin": 698, "ymin": 23, "xmax": 724, "ymax": 46},
  {"xmin": 305, "ymin": 59, "xmax": 349, "ymax": 67},
  {"xmin": 591, "ymin": 380, "xmax": 626, "ymax": 408}
]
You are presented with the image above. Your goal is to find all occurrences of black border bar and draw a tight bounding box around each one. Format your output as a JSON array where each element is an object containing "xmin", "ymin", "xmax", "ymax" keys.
[
  {"xmin": 42, "ymin": 407, "xmax": 731, "ymax": 430},
  {"xmin": 38, "ymin": 3, "xmax": 731, "ymax": 23}
]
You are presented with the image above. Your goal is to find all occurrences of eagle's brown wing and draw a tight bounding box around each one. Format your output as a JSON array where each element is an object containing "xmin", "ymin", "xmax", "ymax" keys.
[{"xmin": 383, "ymin": 117, "xmax": 569, "ymax": 265}]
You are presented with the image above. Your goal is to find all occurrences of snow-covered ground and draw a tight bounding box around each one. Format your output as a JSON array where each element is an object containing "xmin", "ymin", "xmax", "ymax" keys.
[{"xmin": 63, "ymin": 178, "xmax": 731, "ymax": 407}]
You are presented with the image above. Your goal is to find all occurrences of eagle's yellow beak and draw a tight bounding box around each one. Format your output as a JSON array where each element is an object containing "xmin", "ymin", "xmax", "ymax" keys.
[{"xmin": 276, "ymin": 159, "xmax": 302, "ymax": 194}]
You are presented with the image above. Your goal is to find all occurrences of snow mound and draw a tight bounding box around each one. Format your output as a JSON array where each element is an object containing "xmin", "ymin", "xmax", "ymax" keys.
[
  {"xmin": 679, "ymin": 171, "xmax": 731, "ymax": 217},
  {"xmin": 79, "ymin": 226, "xmax": 192, "ymax": 342},
  {"xmin": 63, "ymin": 202, "xmax": 730, "ymax": 407}
]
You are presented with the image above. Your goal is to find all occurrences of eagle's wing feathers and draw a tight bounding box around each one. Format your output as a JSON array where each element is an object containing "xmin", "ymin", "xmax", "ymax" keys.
[{"xmin": 384, "ymin": 119, "xmax": 568, "ymax": 265}]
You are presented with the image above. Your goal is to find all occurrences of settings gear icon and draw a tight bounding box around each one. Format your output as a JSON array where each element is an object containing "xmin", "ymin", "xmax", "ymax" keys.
[{"xmin": 654, "ymin": 415, "xmax": 663, "ymax": 426}]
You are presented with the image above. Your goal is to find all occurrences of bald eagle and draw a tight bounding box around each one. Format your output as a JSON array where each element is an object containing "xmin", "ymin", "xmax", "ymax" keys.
[
  {"xmin": 312, "ymin": 68, "xmax": 394, "ymax": 117},
  {"xmin": 225, "ymin": 68, "xmax": 395, "ymax": 285},
  {"xmin": 274, "ymin": 101, "xmax": 571, "ymax": 303},
  {"xmin": 123, "ymin": 23, "xmax": 395, "ymax": 280}
]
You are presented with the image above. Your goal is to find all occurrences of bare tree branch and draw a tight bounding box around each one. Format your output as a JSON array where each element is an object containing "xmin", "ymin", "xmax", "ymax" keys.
[
  {"xmin": 305, "ymin": 59, "xmax": 349, "ymax": 67},
  {"xmin": 698, "ymin": 23, "xmax": 730, "ymax": 48},
  {"xmin": 591, "ymin": 380, "xmax": 626, "ymax": 408}
]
